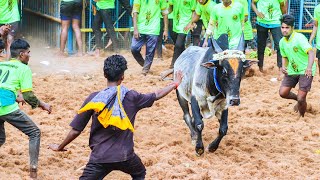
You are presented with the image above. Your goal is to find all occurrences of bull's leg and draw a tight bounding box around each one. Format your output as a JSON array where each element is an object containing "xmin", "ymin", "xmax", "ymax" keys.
[
  {"xmin": 207, "ymin": 109, "xmax": 228, "ymax": 152},
  {"xmin": 176, "ymin": 91, "xmax": 197, "ymax": 145},
  {"xmin": 190, "ymin": 96, "xmax": 204, "ymax": 156}
]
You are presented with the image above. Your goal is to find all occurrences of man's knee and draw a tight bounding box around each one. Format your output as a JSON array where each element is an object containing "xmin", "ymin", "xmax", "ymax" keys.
[
  {"xmin": 279, "ymin": 89, "xmax": 288, "ymax": 98},
  {"xmin": 29, "ymin": 126, "xmax": 41, "ymax": 140}
]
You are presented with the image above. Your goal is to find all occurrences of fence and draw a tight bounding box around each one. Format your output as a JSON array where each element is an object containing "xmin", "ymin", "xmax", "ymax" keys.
[{"xmin": 20, "ymin": 0, "xmax": 320, "ymax": 53}]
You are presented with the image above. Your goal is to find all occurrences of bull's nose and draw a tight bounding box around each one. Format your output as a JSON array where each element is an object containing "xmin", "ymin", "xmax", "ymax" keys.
[{"xmin": 229, "ymin": 98, "xmax": 240, "ymax": 106}]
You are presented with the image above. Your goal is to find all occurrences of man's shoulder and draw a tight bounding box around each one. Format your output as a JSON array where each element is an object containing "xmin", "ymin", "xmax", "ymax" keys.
[{"xmin": 294, "ymin": 32, "xmax": 307, "ymax": 40}]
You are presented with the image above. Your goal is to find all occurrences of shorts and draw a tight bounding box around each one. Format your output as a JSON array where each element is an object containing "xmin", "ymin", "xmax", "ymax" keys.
[
  {"xmin": 191, "ymin": 20, "xmax": 203, "ymax": 36},
  {"xmin": 316, "ymin": 49, "xmax": 320, "ymax": 59},
  {"xmin": 60, "ymin": 1, "xmax": 82, "ymax": 20},
  {"xmin": 281, "ymin": 74, "xmax": 313, "ymax": 92},
  {"xmin": 0, "ymin": 21, "xmax": 19, "ymax": 36}
]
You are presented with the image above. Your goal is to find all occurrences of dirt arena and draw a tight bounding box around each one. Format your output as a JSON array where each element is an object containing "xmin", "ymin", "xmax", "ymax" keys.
[{"xmin": 0, "ymin": 43, "xmax": 320, "ymax": 179}]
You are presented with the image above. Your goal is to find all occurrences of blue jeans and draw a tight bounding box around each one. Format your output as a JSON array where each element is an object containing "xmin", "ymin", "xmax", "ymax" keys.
[
  {"xmin": 131, "ymin": 34, "xmax": 158, "ymax": 72},
  {"xmin": 0, "ymin": 109, "xmax": 41, "ymax": 169}
]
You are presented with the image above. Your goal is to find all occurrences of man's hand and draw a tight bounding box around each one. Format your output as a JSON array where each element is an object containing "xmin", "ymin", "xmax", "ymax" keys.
[
  {"xmin": 163, "ymin": 30, "xmax": 168, "ymax": 42},
  {"xmin": 0, "ymin": 25, "xmax": 11, "ymax": 37},
  {"xmin": 183, "ymin": 22, "xmax": 195, "ymax": 32},
  {"xmin": 256, "ymin": 11, "xmax": 265, "ymax": 19},
  {"xmin": 281, "ymin": 66, "xmax": 288, "ymax": 75},
  {"xmin": 48, "ymin": 144, "xmax": 67, "ymax": 151},
  {"xmin": 134, "ymin": 28, "xmax": 140, "ymax": 39},
  {"xmin": 39, "ymin": 101, "xmax": 52, "ymax": 114},
  {"xmin": 174, "ymin": 70, "xmax": 183, "ymax": 86},
  {"xmin": 202, "ymin": 40, "xmax": 208, "ymax": 47},
  {"xmin": 16, "ymin": 93, "xmax": 26, "ymax": 105},
  {"xmin": 305, "ymin": 68, "xmax": 312, "ymax": 78}
]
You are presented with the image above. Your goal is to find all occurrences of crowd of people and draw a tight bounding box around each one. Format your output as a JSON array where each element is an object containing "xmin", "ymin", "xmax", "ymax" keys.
[{"xmin": 0, "ymin": 0, "xmax": 320, "ymax": 179}]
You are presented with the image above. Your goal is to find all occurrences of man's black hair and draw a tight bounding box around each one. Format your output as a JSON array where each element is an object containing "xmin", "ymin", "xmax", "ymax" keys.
[
  {"xmin": 0, "ymin": 39, "xmax": 4, "ymax": 50},
  {"xmin": 103, "ymin": 55, "xmax": 128, "ymax": 82},
  {"xmin": 10, "ymin": 39, "xmax": 30, "ymax": 58},
  {"xmin": 280, "ymin": 14, "xmax": 295, "ymax": 27}
]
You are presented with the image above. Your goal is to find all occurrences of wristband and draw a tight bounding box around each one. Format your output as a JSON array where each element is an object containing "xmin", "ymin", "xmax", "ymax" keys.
[{"xmin": 169, "ymin": 82, "xmax": 179, "ymax": 89}]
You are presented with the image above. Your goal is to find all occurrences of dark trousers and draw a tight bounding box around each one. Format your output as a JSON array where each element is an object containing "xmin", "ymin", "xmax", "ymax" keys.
[
  {"xmin": 131, "ymin": 34, "xmax": 158, "ymax": 72},
  {"xmin": 257, "ymin": 24, "xmax": 282, "ymax": 68},
  {"xmin": 170, "ymin": 32, "xmax": 187, "ymax": 68},
  {"xmin": 93, "ymin": 9, "xmax": 119, "ymax": 51},
  {"xmin": 0, "ymin": 109, "xmax": 41, "ymax": 169},
  {"xmin": 156, "ymin": 19, "xmax": 174, "ymax": 58},
  {"xmin": 80, "ymin": 154, "xmax": 146, "ymax": 180},
  {"xmin": 191, "ymin": 20, "xmax": 203, "ymax": 46}
]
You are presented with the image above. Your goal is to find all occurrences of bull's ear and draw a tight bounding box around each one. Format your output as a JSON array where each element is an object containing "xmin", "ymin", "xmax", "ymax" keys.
[
  {"xmin": 243, "ymin": 59, "xmax": 258, "ymax": 69},
  {"xmin": 201, "ymin": 61, "xmax": 217, "ymax": 69}
]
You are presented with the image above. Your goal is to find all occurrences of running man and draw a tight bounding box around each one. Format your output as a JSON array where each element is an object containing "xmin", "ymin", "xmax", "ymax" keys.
[
  {"xmin": 278, "ymin": 14, "xmax": 315, "ymax": 117},
  {"xmin": 309, "ymin": 3, "xmax": 320, "ymax": 77}
]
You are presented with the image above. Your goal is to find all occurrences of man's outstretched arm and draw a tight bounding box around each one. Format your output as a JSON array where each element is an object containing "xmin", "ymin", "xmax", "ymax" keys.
[
  {"xmin": 155, "ymin": 71, "xmax": 183, "ymax": 100},
  {"xmin": 49, "ymin": 128, "xmax": 81, "ymax": 151}
]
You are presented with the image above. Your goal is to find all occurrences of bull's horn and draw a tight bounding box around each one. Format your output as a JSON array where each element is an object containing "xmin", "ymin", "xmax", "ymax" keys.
[
  {"xmin": 211, "ymin": 38, "xmax": 223, "ymax": 53},
  {"xmin": 235, "ymin": 33, "xmax": 245, "ymax": 51}
]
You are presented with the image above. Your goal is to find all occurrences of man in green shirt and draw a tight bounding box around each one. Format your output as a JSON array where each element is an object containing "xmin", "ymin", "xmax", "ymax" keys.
[
  {"xmin": 93, "ymin": 0, "xmax": 132, "ymax": 56},
  {"xmin": 252, "ymin": 0, "xmax": 286, "ymax": 75},
  {"xmin": 131, "ymin": 0, "xmax": 168, "ymax": 75},
  {"xmin": 0, "ymin": 0, "xmax": 20, "ymax": 60},
  {"xmin": 160, "ymin": 0, "xmax": 196, "ymax": 79},
  {"xmin": 278, "ymin": 15, "xmax": 315, "ymax": 118},
  {"xmin": 0, "ymin": 39, "xmax": 52, "ymax": 179},
  {"xmin": 234, "ymin": 0, "xmax": 253, "ymax": 53},
  {"xmin": 309, "ymin": 3, "xmax": 320, "ymax": 77},
  {"xmin": 59, "ymin": 0, "xmax": 83, "ymax": 57},
  {"xmin": 184, "ymin": 0, "xmax": 217, "ymax": 47},
  {"xmin": 204, "ymin": 0, "xmax": 244, "ymax": 49}
]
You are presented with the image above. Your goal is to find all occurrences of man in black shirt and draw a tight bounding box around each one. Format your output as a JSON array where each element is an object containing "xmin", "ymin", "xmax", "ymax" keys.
[{"xmin": 49, "ymin": 54, "xmax": 182, "ymax": 179}]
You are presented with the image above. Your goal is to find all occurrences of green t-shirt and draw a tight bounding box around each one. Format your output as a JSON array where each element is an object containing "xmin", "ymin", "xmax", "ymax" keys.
[
  {"xmin": 233, "ymin": 0, "xmax": 253, "ymax": 40},
  {"xmin": 96, "ymin": 0, "xmax": 115, "ymax": 10},
  {"xmin": 279, "ymin": 32, "xmax": 315, "ymax": 76},
  {"xmin": 170, "ymin": 0, "xmax": 196, "ymax": 34},
  {"xmin": 195, "ymin": 0, "xmax": 216, "ymax": 29},
  {"xmin": 210, "ymin": 2, "xmax": 244, "ymax": 49},
  {"xmin": 133, "ymin": 0, "xmax": 168, "ymax": 35},
  {"xmin": 254, "ymin": 0, "xmax": 284, "ymax": 25},
  {"xmin": 0, "ymin": 0, "xmax": 20, "ymax": 24},
  {"xmin": 0, "ymin": 59, "xmax": 33, "ymax": 116},
  {"xmin": 313, "ymin": 4, "xmax": 320, "ymax": 50}
]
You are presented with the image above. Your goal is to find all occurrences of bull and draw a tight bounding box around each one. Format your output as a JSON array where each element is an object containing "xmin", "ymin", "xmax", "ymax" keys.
[{"xmin": 174, "ymin": 34, "xmax": 255, "ymax": 156}]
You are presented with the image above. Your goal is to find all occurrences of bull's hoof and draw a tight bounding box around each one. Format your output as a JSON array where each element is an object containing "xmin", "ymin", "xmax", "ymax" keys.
[
  {"xmin": 195, "ymin": 147, "xmax": 204, "ymax": 156},
  {"xmin": 207, "ymin": 146, "xmax": 217, "ymax": 153},
  {"xmin": 207, "ymin": 144, "xmax": 218, "ymax": 153}
]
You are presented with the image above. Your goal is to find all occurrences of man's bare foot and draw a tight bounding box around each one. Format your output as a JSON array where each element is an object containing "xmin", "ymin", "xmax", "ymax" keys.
[
  {"xmin": 74, "ymin": 52, "xmax": 84, "ymax": 57},
  {"xmin": 259, "ymin": 66, "xmax": 264, "ymax": 73},
  {"xmin": 105, "ymin": 39, "xmax": 112, "ymax": 49},
  {"xmin": 94, "ymin": 49, "xmax": 100, "ymax": 58},
  {"xmin": 276, "ymin": 68, "xmax": 284, "ymax": 81},
  {"xmin": 30, "ymin": 168, "xmax": 37, "ymax": 179},
  {"xmin": 57, "ymin": 51, "xmax": 67, "ymax": 58},
  {"xmin": 160, "ymin": 69, "xmax": 174, "ymax": 80},
  {"xmin": 293, "ymin": 103, "xmax": 299, "ymax": 113}
]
